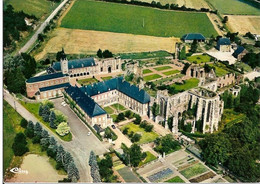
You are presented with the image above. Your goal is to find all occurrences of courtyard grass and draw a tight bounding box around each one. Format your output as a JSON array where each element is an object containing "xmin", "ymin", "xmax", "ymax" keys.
[
  {"xmin": 101, "ymin": 76, "xmax": 113, "ymax": 81},
  {"xmin": 180, "ymin": 163, "xmax": 209, "ymax": 179},
  {"xmin": 143, "ymin": 69, "xmax": 153, "ymax": 74},
  {"xmin": 111, "ymin": 103, "xmax": 126, "ymax": 111},
  {"xmin": 171, "ymin": 78, "xmax": 200, "ymax": 91},
  {"xmin": 121, "ymin": 122, "xmax": 159, "ymax": 144},
  {"xmin": 5, "ymin": 0, "xmax": 60, "ymax": 18},
  {"xmin": 19, "ymin": 101, "xmax": 72, "ymax": 142},
  {"xmin": 104, "ymin": 106, "xmax": 114, "ymax": 115},
  {"xmin": 207, "ymin": 0, "xmax": 260, "ymax": 15},
  {"xmin": 143, "ymin": 74, "xmax": 162, "ymax": 81},
  {"xmin": 61, "ymin": 0, "xmax": 218, "ymax": 37},
  {"xmin": 77, "ymin": 77, "xmax": 98, "ymax": 86},
  {"xmin": 139, "ymin": 151, "xmax": 157, "ymax": 167},
  {"xmin": 153, "ymin": 65, "xmax": 172, "ymax": 71},
  {"xmin": 111, "ymin": 114, "xmax": 118, "ymax": 122},
  {"xmin": 163, "ymin": 70, "xmax": 180, "ymax": 76},
  {"xmin": 165, "ymin": 176, "xmax": 185, "ymax": 183},
  {"xmin": 209, "ymin": 64, "xmax": 229, "ymax": 77},
  {"xmin": 119, "ymin": 51, "xmax": 171, "ymax": 59},
  {"xmin": 186, "ymin": 54, "xmax": 212, "ymax": 64}
]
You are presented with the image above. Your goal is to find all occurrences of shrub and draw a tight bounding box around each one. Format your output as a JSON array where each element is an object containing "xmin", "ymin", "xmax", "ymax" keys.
[
  {"xmin": 133, "ymin": 114, "xmax": 141, "ymax": 124},
  {"xmin": 123, "ymin": 127, "xmax": 129, "ymax": 135},
  {"xmin": 125, "ymin": 110, "xmax": 131, "ymax": 118},
  {"xmin": 116, "ymin": 113, "xmax": 125, "ymax": 122},
  {"xmin": 129, "ymin": 131, "xmax": 134, "ymax": 138},
  {"xmin": 12, "ymin": 133, "xmax": 29, "ymax": 156},
  {"xmin": 25, "ymin": 128, "xmax": 34, "ymax": 138},
  {"xmin": 32, "ymin": 135, "xmax": 41, "ymax": 144},
  {"xmin": 131, "ymin": 133, "xmax": 141, "ymax": 143},
  {"xmin": 20, "ymin": 118, "xmax": 28, "ymax": 128},
  {"xmin": 56, "ymin": 122, "xmax": 70, "ymax": 136},
  {"xmin": 145, "ymin": 124, "xmax": 153, "ymax": 132}
]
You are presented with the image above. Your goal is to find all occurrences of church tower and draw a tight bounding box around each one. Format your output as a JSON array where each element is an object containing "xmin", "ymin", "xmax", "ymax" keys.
[{"xmin": 60, "ymin": 48, "xmax": 68, "ymax": 74}]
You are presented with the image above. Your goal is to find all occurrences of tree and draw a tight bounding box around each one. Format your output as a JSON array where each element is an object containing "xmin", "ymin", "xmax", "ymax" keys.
[
  {"xmin": 38, "ymin": 33, "xmax": 45, "ymax": 42},
  {"xmin": 181, "ymin": 63, "xmax": 191, "ymax": 75},
  {"xmin": 49, "ymin": 111, "xmax": 57, "ymax": 128},
  {"xmin": 21, "ymin": 53, "xmax": 37, "ymax": 78},
  {"xmin": 183, "ymin": 123, "xmax": 192, "ymax": 133},
  {"xmin": 40, "ymin": 138, "xmax": 49, "ymax": 150},
  {"xmin": 133, "ymin": 114, "xmax": 141, "ymax": 125},
  {"xmin": 56, "ymin": 122, "xmax": 70, "ymax": 136},
  {"xmin": 49, "ymin": 137, "xmax": 57, "ymax": 146},
  {"xmin": 89, "ymin": 151, "xmax": 96, "ymax": 166},
  {"xmin": 56, "ymin": 145, "xmax": 66, "ymax": 165},
  {"xmin": 12, "ymin": 133, "xmax": 29, "ymax": 156},
  {"xmin": 39, "ymin": 105, "xmax": 44, "ymax": 116},
  {"xmin": 67, "ymin": 162, "xmax": 80, "ymax": 181},
  {"xmin": 144, "ymin": 124, "xmax": 153, "ymax": 132},
  {"xmin": 20, "ymin": 118, "xmax": 28, "ymax": 128},
  {"xmin": 25, "ymin": 121, "xmax": 34, "ymax": 138},
  {"xmin": 42, "ymin": 105, "xmax": 51, "ymax": 122},
  {"xmin": 131, "ymin": 133, "xmax": 141, "ymax": 142},
  {"xmin": 41, "ymin": 129, "xmax": 49, "ymax": 138},
  {"xmin": 125, "ymin": 110, "xmax": 131, "ymax": 118},
  {"xmin": 222, "ymin": 16, "xmax": 228, "ymax": 23},
  {"xmin": 34, "ymin": 122, "xmax": 42, "ymax": 137},
  {"xmin": 64, "ymin": 152, "xmax": 73, "ymax": 171},
  {"xmin": 129, "ymin": 144, "xmax": 143, "ymax": 167},
  {"xmin": 5, "ymin": 68, "xmax": 26, "ymax": 94},
  {"xmin": 98, "ymin": 154, "xmax": 113, "ymax": 181},
  {"xmin": 167, "ymin": 117, "xmax": 173, "ymax": 131},
  {"xmin": 151, "ymin": 103, "xmax": 159, "ymax": 120},
  {"xmin": 122, "ymin": 127, "xmax": 129, "ymax": 135},
  {"xmin": 179, "ymin": 46, "xmax": 186, "ymax": 60},
  {"xmin": 116, "ymin": 113, "xmax": 125, "ymax": 122},
  {"xmin": 102, "ymin": 50, "xmax": 113, "ymax": 58},
  {"xmin": 190, "ymin": 40, "xmax": 198, "ymax": 53},
  {"xmin": 97, "ymin": 49, "xmax": 103, "ymax": 58}
]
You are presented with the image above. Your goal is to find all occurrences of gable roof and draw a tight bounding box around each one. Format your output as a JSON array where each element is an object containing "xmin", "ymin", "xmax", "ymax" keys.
[
  {"xmin": 80, "ymin": 77, "xmax": 150, "ymax": 104},
  {"xmin": 39, "ymin": 83, "xmax": 70, "ymax": 92},
  {"xmin": 26, "ymin": 72, "xmax": 68, "ymax": 83},
  {"xmin": 233, "ymin": 46, "xmax": 245, "ymax": 58},
  {"xmin": 52, "ymin": 57, "xmax": 96, "ymax": 71},
  {"xmin": 217, "ymin": 38, "xmax": 231, "ymax": 46},
  {"xmin": 182, "ymin": 33, "xmax": 205, "ymax": 40},
  {"xmin": 65, "ymin": 85, "xmax": 106, "ymax": 118}
]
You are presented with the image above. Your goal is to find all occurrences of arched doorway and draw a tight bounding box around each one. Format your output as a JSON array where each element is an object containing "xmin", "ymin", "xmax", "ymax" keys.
[{"xmin": 108, "ymin": 66, "xmax": 112, "ymax": 73}]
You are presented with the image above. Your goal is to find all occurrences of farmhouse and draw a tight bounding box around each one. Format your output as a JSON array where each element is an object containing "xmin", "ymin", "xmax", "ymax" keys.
[
  {"xmin": 182, "ymin": 33, "xmax": 206, "ymax": 43},
  {"xmin": 232, "ymin": 46, "xmax": 248, "ymax": 61},
  {"xmin": 217, "ymin": 38, "xmax": 231, "ymax": 52}
]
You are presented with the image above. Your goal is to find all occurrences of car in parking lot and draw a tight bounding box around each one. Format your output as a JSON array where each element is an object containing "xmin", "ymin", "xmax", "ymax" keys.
[
  {"xmin": 111, "ymin": 125, "xmax": 116, "ymax": 129},
  {"xmin": 87, "ymin": 131, "xmax": 91, "ymax": 136}
]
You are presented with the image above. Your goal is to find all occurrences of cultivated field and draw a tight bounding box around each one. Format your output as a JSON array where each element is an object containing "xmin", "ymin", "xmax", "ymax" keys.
[
  {"xmin": 227, "ymin": 15, "xmax": 260, "ymax": 34},
  {"xmin": 207, "ymin": 0, "xmax": 260, "ymax": 15},
  {"xmin": 61, "ymin": 0, "xmax": 218, "ymax": 37},
  {"xmin": 35, "ymin": 28, "xmax": 178, "ymax": 60},
  {"xmin": 4, "ymin": 0, "xmax": 59, "ymax": 18}
]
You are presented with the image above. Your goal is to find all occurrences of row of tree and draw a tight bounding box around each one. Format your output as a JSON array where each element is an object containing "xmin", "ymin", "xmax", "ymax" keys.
[
  {"xmin": 97, "ymin": 49, "xmax": 113, "ymax": 58},
  {"xmin": 97, "ymin": 154, "xmax": 117, "ymax": 182},
  {"xmin": 89, "ymin": 151, "xmax": 101, "ymax": 182}
]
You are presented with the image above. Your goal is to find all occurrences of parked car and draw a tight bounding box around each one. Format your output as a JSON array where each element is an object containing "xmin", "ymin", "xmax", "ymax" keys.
[
  {"xmin": 87, "ymin": 132, "xmax": 91, "ymax": 136},
  {"xmin": 111, "ymin": 125, "xmax": 116, "ymax": 129}
]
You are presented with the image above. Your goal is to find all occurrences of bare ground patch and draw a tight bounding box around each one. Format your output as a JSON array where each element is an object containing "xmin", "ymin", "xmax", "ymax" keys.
[
  {"xmin": 227, "ymin": 15, "xmax": 260, "ymax": 34},
  {"xmin": 35, "ymin": 28, "xmax": 179, "ymax": 60}
]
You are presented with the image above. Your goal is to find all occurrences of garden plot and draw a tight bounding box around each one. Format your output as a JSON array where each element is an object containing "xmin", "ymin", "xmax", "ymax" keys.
[
  {"xmin": 117, "ymin": 167, "xmax": 141, "ymax": 182},
  {"xmin": 143, "ymin": 74, "xmax": 162, "ymax": 81},
  {"xmin": 147, "ymin": 168, "xmax": 174, "ymax": 182},
  {"xmin": 180, "ymin": 163, "xmax": 209, "ymax": 179}
]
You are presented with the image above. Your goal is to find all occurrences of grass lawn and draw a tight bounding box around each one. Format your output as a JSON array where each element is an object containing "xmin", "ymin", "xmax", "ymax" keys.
[
  {"xmin": 171, "ymin": 78, "xmax": 199, "ymax": 91},
  {"xmin": 19, "ymin": 101, "xmax": 72, "ymax": 142},
  {"xmin": 111, "ymin": 114, "xmax": 118, "ymax": 122},
  {"xmin": 61, "ymin": 0, "xmax": 218, "ymax": 37},
  {"xmin": 180, "ymin": 163, "xmax": 208, "ymax": 179},
  {"xmin": 111, "ymin": 103, "xmax": 126, "ymax": 111},
  {"xmin": 219, "ymin": 109, "xmax": 245, "ymax": 130},
  {"xmin": 77, "ymin": 77, "xmax": 98, "ymax": 86},
  {"xmin": 121, "ymin": 122, "xmax": 159, "ymax": 144},
  {"xmin": 163, "ymin": 70, "xmax": 180, "ymax": 76},
  {"xmin": 5, "ymin": 0, "xmax": 60, "ymax": 18},
  {"xmin": 101, "ymin": 76, "xmax": 113, "ymax": 81},
  {"xmin": 207, "ymin": 0, "xmax": 260, "ymax": 15},
  {"xmin": 119, "ymin": 51, "xmax": 171, "ymax": 59},
  {"xmin": 187, "ymin": 54, "xmax": 212, "ymax": 64},
  {"xmin": 234, "ymin": 62, "xmax": 252, "ymax": 72},
  {"xmin": 143, "ymin": 74, "xmax": 162, "ymax": 81},
  {"xmin": 153, "ymin": 65, "xmax": 172, "ymax": 71},
  {"xmin": 143, "ymin": 69, "xmax": 153, "ymax": 74},
  {"xmin": 139, "ymin": 151, "xmax": 157, "ymax": 167},
  {"xmin": 3, "ymin": 100, "xmax": 24, "ymax": 175},
  {"xmin": 104, "ymin": 106, "xmax": 114, "ymax": 115},
  {"xmin": 117, "ymin": 167, "xmax": 141, "ymax": 182},
  {"xmin": 209, "ymin": 64, "xmax": 229, "ymax": 77},
  {"xmin": 165, "ymin": 176, "xmax": 185, "ymax": 183}
]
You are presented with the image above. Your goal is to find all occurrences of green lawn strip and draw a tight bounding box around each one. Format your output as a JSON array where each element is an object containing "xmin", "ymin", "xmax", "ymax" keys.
[
  {"xmin": 143, "ymin": 74, "xmax": 162, "ymax": 81},
  {"xmin": 153, "ymin": 73, "xmax": 184, "ymax": 85},
  {"xmin": 77, "ymin": 77, "xmax": 98, "ymax": 85},
  {"xmin": 111, "ymin": 103, "xmax": 126, "ymax": 111},
  {"xmin": 121, "ymin": 122, "xmax": 159, "ymax": 144},
  {"xmin": 101, "ymin": 76, "xmax": 113, "ymax": 81},
  {"xmin": 143, "ymin": 69, "xmax": 153, "ymax": 74},
  {"xmin": 19, "ymin": 101, "xmax": 72, "ymax": 141},
  {"xmin": 104, "ymin": 106, "xmax": 114, "ymax": 114},
  {"xmin": 186, "ymin": 55, "xmax": 212, "ymax": 64},
  {"xmin": 117, "ymin": 167, "xmax": 141, "ymax": 182},
  {"xmin": 163, "ymin": 70, "xmax": 180, "ymax": 76},
  {"xmin": 165, "ymin": 176, "xmax": 185, "ymax": 183},
  {"xmin": 234, "ymin": 62, "xmax": 252, "ymax": 72},
  {"xmin": 153, "ymin": 66, "xmax": 172, "ymax": 71},
  {"xmin": 5, "ymin": 0, "xmax": 60, "ymax": 18},
  {"xmin": 171, "ymin": 78, "xmax": 200, "ymax": 91},
  {"xmin": 119, "ymin": 51, "xmax": 171, "ymax": 59},
  {"xmin": 209, "ymin": 64, "xmax": 229, "ymax": 77},
  {"xmin": 61, "ymin": 0, "xmax": 218, "ymax": 37},
  {"xmin": 139, "ymin": 151, "xmax": 157, "ymax": 167},
  {"xmin": 208, "ymin": 0, "xmax": 260, "ymax": 15},
  {"xmin": 180, "ymin": 163, "xmax": 209, "ymax": 179}
]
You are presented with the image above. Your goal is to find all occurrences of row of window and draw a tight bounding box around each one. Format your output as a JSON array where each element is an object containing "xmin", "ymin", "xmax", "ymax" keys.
[{"xmin": 28, "ymin": 78, "xmax": 68, "ymax": 89}]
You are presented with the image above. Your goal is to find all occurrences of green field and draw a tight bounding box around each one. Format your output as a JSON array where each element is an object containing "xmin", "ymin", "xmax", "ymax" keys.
[
  {"xmin": 207, "ymin": 0, "xmax": 260, "ymax": 15},
  {"xmin": 143, "ymin": 74, "xmax": 162, "ymax": 81},
  {"xmin": 119, "ymin": 51, "xmax": 171, "ymax": 59},
  {"xmin": 154, "ymin": 65, "xmax": 172, "ymax": 71},
  {"xmin": 77, "ymin": 77, "xmax": 98, "ymax": 86},
  {"xmin": 165, "ymin": 176, "xmax": 185, "ymax": 183},
  {"xmin": 5, "ymin": 0, "xmax": 59, "ymax": 18},
  {"xmin": 104, "ymin": 106, "xmax": 114, "ymax": 115},
  {"xmin": 171, "ymin": 78, "xmax": 200, "ymax": 91},
  {"xmin": 143, "ymin": 69, "xmax": 153, "ymax": 74},
  {"xmin": 111, "ymin": 103, "xmax": 126, "ymax": 111},
  {"xmin": 180, "ymin": 163, "xmax": 208, "ymax": 179},
  {"xmin": 3, "ymin": 100, "xmax": 24, "ymax": 174},
  {"xmin": 163, "ymin": 70, "xmax": 180, "ymax": 76},
  {"xmin": 209, "ymin": 64, "xmax": 229, "ymax": 77},
  {"xmin": 121, "ymin": 122, "xmax": 159, "ymax": 144},
  {"xmin": 61, "ymin": 0, "xmax": 218, "ymax": 37},
  {"xmin": 187, "ymin": 54, "xmax": 212, "ymax": 64},
  {"xmin": 101, "ymin": 76, "xmax": 113, "ymax": 81},
  {"xmin": 139, "ymin": 151, "xmax": 157, "ymax": 167}
]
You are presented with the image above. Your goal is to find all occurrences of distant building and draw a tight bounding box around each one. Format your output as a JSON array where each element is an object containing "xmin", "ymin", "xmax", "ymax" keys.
[
  {"xmin": 182, "ymin": 33, "xmax": 205, "ymax": 43},
  {"xmin": 217, "ymin": 38, "xmax": 231, "ymax": 52},
  {"xmin": 232, "ymin": 46, "xmax": 248, "ymax": 61}
]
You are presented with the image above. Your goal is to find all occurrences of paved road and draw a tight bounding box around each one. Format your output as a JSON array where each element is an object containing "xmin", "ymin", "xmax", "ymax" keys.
[
  {"xmin": 4, "ymin": 90, "xmax": 108, "ymax": 182},
  {"xmin": 18, "ymin": 0, "xmax": 69, "ymax": 54}
]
